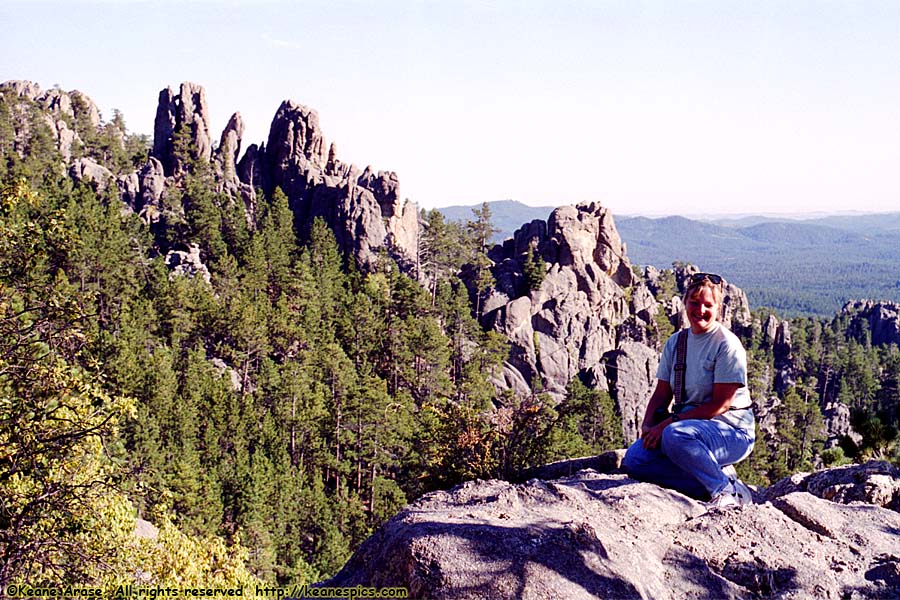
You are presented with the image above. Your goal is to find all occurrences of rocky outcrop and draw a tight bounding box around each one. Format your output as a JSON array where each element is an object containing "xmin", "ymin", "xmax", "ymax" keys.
[
  {"xmin": 238, "ymin": 98, "xmax": 418, "ymax": 270},
  {"xmin": 118, "ymin": 156, "xmax": 169, "ymax": 223},
  {"xmin": 764, "ymin": 460, "xmax": 900, "ymax": 510},
  {"xmin": 21, "ymin": 79, "xmax": 412, "ymax": 273},
  {"xmin": 773, "ymin": 319, "xmax": 795, "ymax": 394},
  {"xmin": 485, "ymin": 203, "xmax": 637, "ymax": 403},
  {"xmin": 70, "ymin": 157, "xmax": 113, "ymax": 193},
  {"xmin": 69, "ymin": 90, "xmax": 101, "ymax": 129},
  {"xmin": 265, "ymin": 100, "xmax": 327, "ymax": 179},
  {"xmin": 211, "ymin": 112, "xmax": 258, "ymax": 220},
  {"xmin": 218, "ymin": 113, "xmax": 244, "ymax": 174},
  {"xmin": 1, "ymin": 80, "xmax": 165, "ymax": 222},
  {"xmin": 217, "ymin": 112, "xmax": 244, "ymax": 179},
  {"xmin": 165, "ymin": 244, "xmax": 211, "ymax": 284},
  {"xmin": 321, "ymin": 461, "xmax": 900, "ymax": 599},
  {"xmin": 211, "ymin": 357, "xmax": 242, "ymax": 393},
  {"xmin": 2, "ymin": 80, "xmax": 43, "ymax": 100},
  {"xmin": 1, "ymin": 79, "xmax": 166, "ymax": 222},
  {"xmin": 1, "ymin": 81, "xmax": 99, "ymax": 129},
  {"xmin": 762, "ymin": 314, "xmax": 779, "ymax": 347},
  {"xmin": 151, "ymin": 82, "xmax": 212, "ymax": 176},
  {"xmin": 138, "ymin": 157, "xmax": 168, "ymax": 214},
  {"xmin": 56, "ymin": 120, "xmax": 78, "ymax": 162},
  {"xmin": 843, "ymin": 300, "xmax": 900, "ymax": 348},
  {"xmin": 0, "ymin": 80, "xmax": 104, "ymax": 167},
  {"xmin": 604, "ymin": 342, "xmax": 658, "ymax": 442},
  {"xmin": 236, "ymin": 143, "xmax": 263, "ymax": 191},
  {"xmin": 130, "ymin": 82, "xmax": 418, "ymax": 270},
  {"xmin": 822, "ymin": 401, "xmax": 864, "ymax": 449}
]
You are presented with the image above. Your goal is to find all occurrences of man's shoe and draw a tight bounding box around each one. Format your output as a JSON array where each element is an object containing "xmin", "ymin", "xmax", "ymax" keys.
[
  {"xmin": 707, "ymin": 476, "xmax": 753, "ymax": 509},
  {"xmin": 730, "ymin": 476, "xmax": 753, "ymax": 506},
  {"xmin": 707, "ymin": 487, "xmax": 740, "ymax": 509}
]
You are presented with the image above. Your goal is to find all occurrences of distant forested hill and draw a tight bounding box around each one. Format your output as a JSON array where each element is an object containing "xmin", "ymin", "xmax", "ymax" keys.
[
  {"xmin": 616, "ymin": 215, "xmax": 900, "ymax": 316},
  {"xmin": 438, "ymin": 200, "xmax": 557, "ymax": 243}
]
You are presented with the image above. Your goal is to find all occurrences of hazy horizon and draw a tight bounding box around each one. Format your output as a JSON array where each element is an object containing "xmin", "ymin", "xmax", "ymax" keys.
[
  {"xmin": 438, "ymin": 198, "xmax": 900, "ymax": 221},
  {"xmin": 4, "ymin": 1, "xmax": 900, "ymax": 215}
]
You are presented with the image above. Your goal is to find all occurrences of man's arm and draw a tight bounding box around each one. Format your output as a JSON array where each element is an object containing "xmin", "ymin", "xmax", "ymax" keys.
[
  {"xmin": 642, "ymin": 382, "xmax": 741, "ymax": 449},
  {"xmin": 640, "ymin": 379, "xmax": 673, "ymax": 437},
  {"xmin": 678, "ymin": 382, "xmax": 741, "ymax": 419}
]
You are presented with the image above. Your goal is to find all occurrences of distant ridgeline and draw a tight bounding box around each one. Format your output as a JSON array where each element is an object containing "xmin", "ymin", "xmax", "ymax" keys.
[
  {"xmin": 437, "ymin": 200, "xmax": 557, "ymax": 244},
  {"xmin": 615, "ymin": 214, "xmax": 900, "ymax": 317}
]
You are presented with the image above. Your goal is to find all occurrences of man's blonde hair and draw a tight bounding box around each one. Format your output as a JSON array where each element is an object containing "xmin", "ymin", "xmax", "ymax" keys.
[{"xmin": 683, "ymin": 277, "xmax": 724, "ymax": 310}]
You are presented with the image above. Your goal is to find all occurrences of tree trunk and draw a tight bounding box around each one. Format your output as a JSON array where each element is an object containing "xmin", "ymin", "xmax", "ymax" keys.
[
  {"xmin": 369, "ymin": 449, "xmax": 377, "ymax": 515},
  {"xmin": 333, "ymin": 370, "xmax": 342, "ymax": 496}
]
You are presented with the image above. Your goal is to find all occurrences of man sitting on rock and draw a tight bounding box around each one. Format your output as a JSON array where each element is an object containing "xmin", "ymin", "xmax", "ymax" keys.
[{"xmin": 622, "ymin": 273, "xmax": 755, "ymax": 508}]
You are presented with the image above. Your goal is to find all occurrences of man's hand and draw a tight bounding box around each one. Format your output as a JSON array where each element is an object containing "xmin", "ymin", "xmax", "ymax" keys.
[{"xmin": 641, "ymin": 420, "xmax": 668, "ymax": 450}]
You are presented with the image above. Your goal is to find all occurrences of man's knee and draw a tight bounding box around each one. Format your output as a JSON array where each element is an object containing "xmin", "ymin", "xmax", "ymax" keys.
[
  {"xmin": 661, "ymin": 421, "xmax": 696, "ymax": 449},
  {"xmin": 623, "ymin": 439, "xmax": 665, "ymax": 480},
  {"xmin": 622, "ymin": 440, "xmax": 645, "ymax": 473}
]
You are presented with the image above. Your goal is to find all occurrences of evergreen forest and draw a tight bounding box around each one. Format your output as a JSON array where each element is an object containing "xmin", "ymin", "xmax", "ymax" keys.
[
  {"xmin": 616, "ymin": 215, "xmax": 900, "ymax": 317},
  {"xmin": 0, "ymin": 86, "xmax": 898, "ymax": 591}
]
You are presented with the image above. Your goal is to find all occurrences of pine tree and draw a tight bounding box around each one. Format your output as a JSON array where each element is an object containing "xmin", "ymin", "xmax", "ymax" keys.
[
  {"xmin": 736, "ymin": 423, "xmax": 776, "ymax": 486},
  {"xmin": 183, "ymin": 174, "xmax": 228, "ymax": 268},
  {"xmin": 308, "ymin": 217, "xmax": 350, "ymax": 339},
  {"xmin": 496, "ymin": 391, "xmax": 559, "ymax": 478},
  {"xmin": 838, "ymin": 339, "xmax": 880, "ymax": 408},
  {"xmin": 522, "ymin": 242, "xmax": 546, "ymax": 294},
  {"xmin": 773, "ymin": 381, "xmax": 826, "ymax": 475},
  {"xmin": 559, "ymin": 377, "xmax": 624, "ymax": 453},
  {"xmin": 62, "ymin": 183, "xmax": 146, "ymax": 330},
  {"xmin": 420, "ymin": 209, "xmax": 466, "ymax": 306},
  {"xmin": 466, "ymin": 202, "xmax": 498, "ymax": 318}
]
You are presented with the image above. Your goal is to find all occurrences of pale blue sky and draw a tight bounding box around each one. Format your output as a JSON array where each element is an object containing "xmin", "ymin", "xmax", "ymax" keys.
[{"xmin": 3, "ymin": 0, "xmax": 900, "ymax": 215}]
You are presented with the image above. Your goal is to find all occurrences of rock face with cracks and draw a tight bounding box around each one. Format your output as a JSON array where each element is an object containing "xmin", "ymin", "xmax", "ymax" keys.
[
  {"xmin": 321, "ymin": 460, "xmax": 900, "ymax": 599},
  {"xmin": 842, "ymin": 300, "xmax": 900, "ymax": 348},
  {"xmin": 484, "ymin": 202, "xmax": 638, "ymax": 404},
  {"xmin": 239, "ymin": 99, "xmax": 419, "ymax": 271}
]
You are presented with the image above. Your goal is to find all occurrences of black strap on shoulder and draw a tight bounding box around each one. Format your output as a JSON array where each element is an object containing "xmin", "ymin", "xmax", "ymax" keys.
[{"xmin": 672, "ymin": 328, "xmax": 689, "ymax": 413}]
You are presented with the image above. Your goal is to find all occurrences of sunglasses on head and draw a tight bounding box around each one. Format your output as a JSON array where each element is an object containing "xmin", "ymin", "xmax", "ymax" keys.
[{"xmin": 689, "ymin": 272, "xmax": 723, "ymax": 285}]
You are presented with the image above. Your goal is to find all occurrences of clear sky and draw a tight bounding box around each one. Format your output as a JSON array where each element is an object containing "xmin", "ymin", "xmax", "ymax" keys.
[{"xmin": 3, "ymin": 0, "xmax": 900, "ymax": 215}]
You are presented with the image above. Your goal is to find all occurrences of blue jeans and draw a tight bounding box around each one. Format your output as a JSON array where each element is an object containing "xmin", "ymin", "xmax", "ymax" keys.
[{"xmin": 622, "ymin": 417, "xmax": 755, "ymax": 499}]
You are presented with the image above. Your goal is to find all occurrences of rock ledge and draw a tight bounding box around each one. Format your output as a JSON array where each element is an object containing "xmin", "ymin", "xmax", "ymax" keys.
[{"xmin": 321, "ymin": 462, "xmax": 900, "ymax": 599}]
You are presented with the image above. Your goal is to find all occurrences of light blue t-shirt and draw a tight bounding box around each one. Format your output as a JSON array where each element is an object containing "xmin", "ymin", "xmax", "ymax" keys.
[{"xmin": 656, "ymin": 323, "xmax": 754, "ymax": 433}]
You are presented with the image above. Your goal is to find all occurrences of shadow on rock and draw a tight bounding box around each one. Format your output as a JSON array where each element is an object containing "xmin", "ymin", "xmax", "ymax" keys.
[
  {"xmin": 719, "ymin": 558, "xmax": 800, "ymax": 597},
  {"xmin": 324, "ymin": 517, "xmax": 642, "ymax": 599}
]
